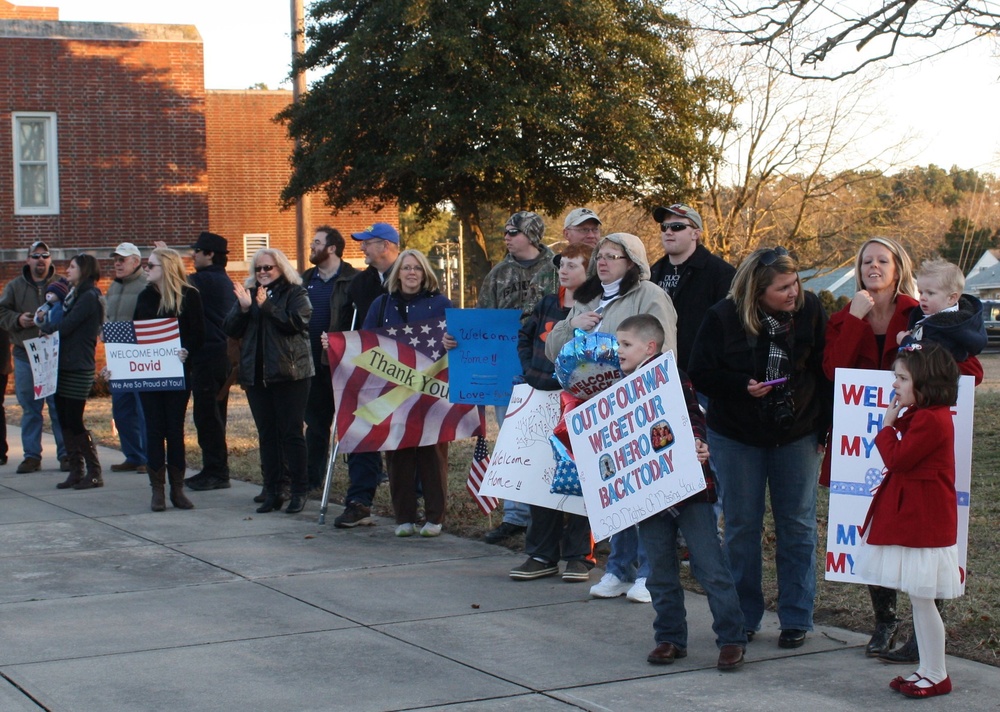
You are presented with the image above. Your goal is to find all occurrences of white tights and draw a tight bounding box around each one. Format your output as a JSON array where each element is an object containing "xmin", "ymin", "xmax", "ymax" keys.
[{"xmin": 910, "ymin": 594, "xmax": 947, "ymax": 686}]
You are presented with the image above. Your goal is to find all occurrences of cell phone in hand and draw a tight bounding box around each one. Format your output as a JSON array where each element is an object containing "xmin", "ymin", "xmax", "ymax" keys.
[{"xmin": 760, "ymin": 377, "xmax": 788, "ymax": 387}]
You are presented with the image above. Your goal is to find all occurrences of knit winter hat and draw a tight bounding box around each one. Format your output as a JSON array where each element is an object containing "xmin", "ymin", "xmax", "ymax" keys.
[
  {"xmin": 506, "ymin": 211, "xmax": 545, "ymax": 247},
  {"xmin": 45, "ymin": 277, "xmax": 71, "ymax": 302}
]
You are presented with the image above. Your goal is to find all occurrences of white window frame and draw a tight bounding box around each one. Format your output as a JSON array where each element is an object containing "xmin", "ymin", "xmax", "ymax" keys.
[{"xmin": 12, "ymin": 112, "xmax": 60, "ymax": 216}]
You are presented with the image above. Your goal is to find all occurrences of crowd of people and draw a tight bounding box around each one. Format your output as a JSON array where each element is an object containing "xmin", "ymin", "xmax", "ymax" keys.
[{"xmin": 0, "ymin": 208, "xmax": 982, "ymax": 697}]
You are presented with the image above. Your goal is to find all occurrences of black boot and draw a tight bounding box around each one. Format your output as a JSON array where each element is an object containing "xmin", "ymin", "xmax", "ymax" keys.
[
  {"xmin": 865, "ymin": 585, "xmax": 899, "ymax": 657},
  {"xmin": 73, "ymin": 430, "xmax": 104, "ymax": 490},
  {"xmin": 56, "ymin": 433, "xmax": 85, "ymax": 489},
  {"xmin": 256, "ymin": 487, "xmax": 284, "ymax": 513},
  {"xmin": 878, "ymin": 635, "xmax": 919, "ymax": 664},
  {"xmin": 285, "ymin": 493, "xmax": 307, "ymax": 514}
]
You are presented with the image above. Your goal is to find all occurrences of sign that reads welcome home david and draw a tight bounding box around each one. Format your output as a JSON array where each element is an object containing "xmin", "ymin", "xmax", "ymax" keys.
[
  {"xmin": 103, "ymin": 319, "xmax": 186, "ymax": 391},
  {"xmin": 566, "ymin": 351, "xmax": 704, "ymax": 540}
]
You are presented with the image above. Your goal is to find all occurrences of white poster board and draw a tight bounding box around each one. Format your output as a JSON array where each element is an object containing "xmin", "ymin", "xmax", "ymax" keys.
[
  {"xmin": 566, "ymin": 351, "xmax": 705, "ymax": 541},
  {"xmin": 103, "ymin": 319, "xmax": 186, "ymax": 392},
  {"xmin": 24, "ymin": 333, "xmax": 59, "ymax": 400},
  {"xmin": 825, "ymin": 368, "xmax": 973, "ymax": 593},
  {"xmin": 479, "ymin": 384, "xmax": 587, "ymax": 516}
]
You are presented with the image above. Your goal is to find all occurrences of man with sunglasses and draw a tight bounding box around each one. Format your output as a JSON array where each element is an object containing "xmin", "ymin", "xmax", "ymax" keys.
[
  {"xmin": 184, "ymin": 232, "xmax": 237, "ymax": 492},
  {"xmin": 329, "ymin": 222, "xmax": 400, "ymax": 528},
  {"xmin": 649, "ymin": 204, "xmax": 735, "ymax": 371},
  {"xmin": 0, "ymin": 241, "xmax": 68, "ymax": 473},
  {"xmin": 104, "ymin": 242, "xmax": 149, "ymax": 474}
]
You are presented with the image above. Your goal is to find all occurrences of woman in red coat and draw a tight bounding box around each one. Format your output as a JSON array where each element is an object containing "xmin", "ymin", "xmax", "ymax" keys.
[
  {"xmin": 821, "ymin": 237, "xmax": 918, "ymax": 658},
  {"xmin": 857, "ymin": 343, "xmax": 962, "ymax": 699}
]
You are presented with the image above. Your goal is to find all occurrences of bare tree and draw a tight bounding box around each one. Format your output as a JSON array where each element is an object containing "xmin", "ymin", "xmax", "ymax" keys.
[{"xmin": 695, "ymin": 1, "xmax": 1000, "ymax": 80}]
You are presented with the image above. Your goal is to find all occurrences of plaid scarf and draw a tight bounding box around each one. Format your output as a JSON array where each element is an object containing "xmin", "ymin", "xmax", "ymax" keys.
[{"xmin": 759, "ymin": 309, "xmax": 792, "ymax": 382}]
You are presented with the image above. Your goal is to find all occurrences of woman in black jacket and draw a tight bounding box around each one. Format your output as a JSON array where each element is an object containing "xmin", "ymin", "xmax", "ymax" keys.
[
  {"xmin": 223, "ymin": 248, "xmax": 313, "ymax": 514},
  {"xmin": 688, "ymin": 246, "xmax": 832, "ymax": 650},
  {"xmin": 134, "ymin": 248, "xmax": 205, "ymax": 511},
  {"xmin": 37, "ymin": 254, "xmax": 104, "ymax": 490}
]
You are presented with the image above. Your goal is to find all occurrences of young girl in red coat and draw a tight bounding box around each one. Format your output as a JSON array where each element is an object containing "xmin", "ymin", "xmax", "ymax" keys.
[{"xmin": 857, "ymin": 342, "xmax": 963, "ymax": 699}]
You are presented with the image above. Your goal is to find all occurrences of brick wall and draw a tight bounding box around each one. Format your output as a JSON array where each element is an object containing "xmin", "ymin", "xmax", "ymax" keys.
[
  {"xmin": 206, "ymin": 90, "xmax": 397, "ymax": 270},
  {"xmin": 0, "ymin": 21, "xmax": 207, "ymax": 285},
  {"xmin": 0, "ymin": 1, "xmax": 59, "ymax": 21}
]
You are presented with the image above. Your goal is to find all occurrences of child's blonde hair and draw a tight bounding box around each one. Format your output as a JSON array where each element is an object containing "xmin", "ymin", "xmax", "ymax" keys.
[
  {"xmin": 617, "ymin": 314, "xmax": 665, "ymax": 351},
  {"xmin": 917, "ymin": 258, "xmax": 964, "ymax": 295}
]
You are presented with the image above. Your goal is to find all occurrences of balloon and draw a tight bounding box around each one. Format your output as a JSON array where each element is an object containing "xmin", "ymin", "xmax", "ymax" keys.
[{"xmin": 554, "ymin": 329, "xmax": 622, "ymax": 399}]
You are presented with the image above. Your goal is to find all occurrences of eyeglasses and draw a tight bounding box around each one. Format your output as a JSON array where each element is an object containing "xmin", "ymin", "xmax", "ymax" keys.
[
  {"xmin": 399, "ymin": 265, "xmax": 424, "ymax": 272},
  {"xmin": 360, "ymin": 238, "xmax": 384, "ymax": 249},
  {"xmin": 29, "ymin": 252, "xmax": 50, "ymax": 259},
  {"xmin": 113, "ymin": 257, "xmax": 129, "ymax": 264},
  {"xmin": 193, "ymin": 248, "xmax": 203, "ymax": 254},
  {"xmin": 661, "ymin": 222, "xmax": 694, "ymax": 233},
  {"xmin": 596, "ymin": 253, "xmax": 629, "ymax": 262},
  {"xmin": 568, "ymin": 225, "xmax": 601, "ymax": 235},
  {"xmin": 143, "ymin": 262, "xmax": 161, "ymax": 270},
  {"xmin": 504, "ymin": 229, "xmax": 522, "ymax": 237},
  {"xmin": 254, "ymin": 264, "xmax": 276, "ymax": 273},
  {"xmin": 758, "ymin": 246, "xmax": 789, "ymax": 267}
]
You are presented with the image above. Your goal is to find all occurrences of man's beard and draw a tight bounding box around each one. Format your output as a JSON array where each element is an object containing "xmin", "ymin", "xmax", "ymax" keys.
[
  {"xmin": 32, "ymin": 264, "xmax": 48, "ymax": 279},
  {"xmin": 308, "ymin": 251, "xmax": 326, "ymax": 266}
]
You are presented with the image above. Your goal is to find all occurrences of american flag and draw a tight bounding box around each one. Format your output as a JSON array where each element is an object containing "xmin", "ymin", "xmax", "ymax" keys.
[
  {"xmin": 328, "ymin": 317, "xmax": 484, "ymax": 453},
  {"xmin": 103, "ymin": 318, "xmax": 179, "ymax": 345},
  {"xmin": 466, "ymin": 435, "xmax": 498, "ymax": 515}
]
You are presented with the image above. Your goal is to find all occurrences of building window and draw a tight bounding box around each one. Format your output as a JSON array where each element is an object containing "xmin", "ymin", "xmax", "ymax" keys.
[{"xmin": 12, "ymin": 112, "xmax": 60, "ymax": 215}]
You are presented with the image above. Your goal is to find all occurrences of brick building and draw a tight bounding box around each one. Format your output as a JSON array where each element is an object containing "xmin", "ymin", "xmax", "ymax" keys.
[{"xmin": 0, "ymin": 0, "xmax": 393, "ymax": 284}]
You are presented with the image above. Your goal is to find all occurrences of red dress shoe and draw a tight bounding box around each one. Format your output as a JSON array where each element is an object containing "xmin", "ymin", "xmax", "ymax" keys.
[
  {"xmin": 900, "ymin": 676, "xmax": 952, "ymax": 699},
  {"xmin": 647, "ymin": 642, "xmax": 687, "ymax": 665},
  {"xmin": 717, "ymin": 644, "xmax": 745, "ymax": 671},
  {"xmin": 889, "ymin": 674, "xmax": 917, "ymax": 692}
]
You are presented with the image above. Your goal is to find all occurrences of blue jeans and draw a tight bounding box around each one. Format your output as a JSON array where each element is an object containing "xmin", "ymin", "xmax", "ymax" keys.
[
  {"xmin": 605, "ymin": 525, "xmax": 650, "ymax": 582},
  {"xmin": 709, "ymin": 429, "xmax": 821, "ymax": 632},
  {"xmin": 14, "ymin": 355, "xmax": 65, "ymax": 461},
  {"xmin": 112, "ymin": 391, "xmax": 147, "ymax": 465},
  {"xmin": 345, "ymin": 451, "xmax": 382, "ymax": 507},
  {"xmin": 496, "ymin": 403, "xmax": 530, "ymax": 527},
  {"xmin": 638, "ymin": 502, "xmax": 746, "ymax": 649}
]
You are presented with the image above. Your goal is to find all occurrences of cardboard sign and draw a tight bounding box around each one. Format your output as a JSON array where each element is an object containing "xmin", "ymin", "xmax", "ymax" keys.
[
  {"xmin": 24, "ymin": 333, "xmax": 59, "ymax": 400},
  {"xmin": 103, "ymin": 319, "xmax": 186, "ymax": 392},
  {"xmin": 825, "ymin": 368, "xmax": 973, "ymax": 593},
  {"xmin": 565, "ymin": 351, "xmax": 704, "ymax": 540},
  {"xmin": 479, "ymin": 384, "xmax": 586, "ymax": 516},
  {"xmin": 445, "ymin": 308, "xmax": 522, "ymax": 405}
]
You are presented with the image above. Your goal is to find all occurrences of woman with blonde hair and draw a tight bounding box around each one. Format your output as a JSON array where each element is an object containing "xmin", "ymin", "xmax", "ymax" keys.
[
  {"xmin": 134, "ymin": 247, "xmax": 205, "ymax": 511},
  {"xmin": 223, "ymin": 248, "xmax": 313, "ymax": 514},
  {"xmin": 363, "ymin": 248, "xmax": 452, "ymax": 537},
  {"xmin": 688, "ymin": 246, "xmax": 831, "ymax": 650}
]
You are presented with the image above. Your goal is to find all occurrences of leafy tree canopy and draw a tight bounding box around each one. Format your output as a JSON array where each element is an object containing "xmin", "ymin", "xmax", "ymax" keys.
[{"xmin": 280, "ymin": 0, "xmax": 730, "ymax": 278}]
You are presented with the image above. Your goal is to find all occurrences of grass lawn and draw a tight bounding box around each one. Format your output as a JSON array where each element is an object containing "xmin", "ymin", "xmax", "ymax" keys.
[{"xmin": 8, "ymin": 361, "xmax": 999, "ymax": 668}]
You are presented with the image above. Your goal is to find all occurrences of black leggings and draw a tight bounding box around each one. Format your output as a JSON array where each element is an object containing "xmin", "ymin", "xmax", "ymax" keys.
[{"xmin": 53, "ymin": 394, "xmax": 87, "ymax": 437}]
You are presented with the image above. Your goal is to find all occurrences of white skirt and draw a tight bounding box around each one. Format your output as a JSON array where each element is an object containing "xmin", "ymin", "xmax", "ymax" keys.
[{"xmin": 856, "ymin": 537, "xmax": 963, "ymax": 600}]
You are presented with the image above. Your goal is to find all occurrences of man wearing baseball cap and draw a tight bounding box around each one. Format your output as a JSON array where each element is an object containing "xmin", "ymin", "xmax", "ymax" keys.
[
  {"xmin": 330, "ymin": 222, "xmax": 400, "ymax": 528},
  {"xmin": 563, "ymin": 207, "xmax": 603, "ymax": 248},
  {"xmin": 0, "ymin": 241, "xmax": 68, "ymax": 472},
  {"xmin": 104, "ymin": 242, "xmax": 149, "ymax": 473},
  {"xmin": 649, "ymin": 204, "xmax": 735, "ymax": 370}
]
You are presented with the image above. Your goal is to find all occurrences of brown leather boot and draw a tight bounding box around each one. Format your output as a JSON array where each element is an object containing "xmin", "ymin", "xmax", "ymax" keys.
[
  {"xmin": 149, "ymin": 467, "xmax": 167, "ymax": 511},
  {"xmin": 167, "ymin": 465, "xmax": 194, "ymax": 510},
  {"xmin": 73, "ymin": 430, "xmax": 104, "ymax": 490}
]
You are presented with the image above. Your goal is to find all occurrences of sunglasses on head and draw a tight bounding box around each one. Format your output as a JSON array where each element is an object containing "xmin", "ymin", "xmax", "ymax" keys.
[
  {"xmin": 758, "ymin": 246, "xmax": 789, "ymax": 267},
  {"xmin": 30, "ymin": 252, "xmax": 50, "ymax": 259},
  {"xmin": 255, "ymin": 264, "xmax": 275, "ymax": 273},
  {"xmin": 660, "ymin": 222, "xmax": 693, "ymax": 233}
]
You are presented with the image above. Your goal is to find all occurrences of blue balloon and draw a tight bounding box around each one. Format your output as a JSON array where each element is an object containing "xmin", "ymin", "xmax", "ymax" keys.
[{"xmin": 554, "ymin": 329, "xmax": 623, "ymax": 398}]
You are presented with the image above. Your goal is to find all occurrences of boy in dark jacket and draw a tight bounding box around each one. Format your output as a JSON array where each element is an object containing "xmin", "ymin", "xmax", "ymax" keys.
[{"xmin": 616, "ymin": 314, "xmax": 747, "ymax": 672}]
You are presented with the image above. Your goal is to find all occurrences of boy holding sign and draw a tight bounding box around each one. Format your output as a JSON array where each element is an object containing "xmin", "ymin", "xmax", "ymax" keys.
[{"xmin": 618, "ymin": 315, "xmax": 747, "ymax": 671}]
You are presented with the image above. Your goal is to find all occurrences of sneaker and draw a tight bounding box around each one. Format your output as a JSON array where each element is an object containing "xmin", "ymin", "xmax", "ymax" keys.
[
  {"xmin": 395, "ymin": 523, "xmax": 415, "ymax": 537},
  {"xmin": 334, "ymin": 502, "xmax": 374, "ymax": 528},
  {"xmin": 627, "ymin": 578, "xmax": 652, "ymax": 603},
  {"xmin": 482, "ymin": 521, "xmax": 527, "ymax": 545},
  {"xmin": 562, "ymin": 559, "xmax": 591, "ymax": 582},
  {"xmin": 510, "ymin": 557, "xmax": 559, "ymax": 580},
  {"xmin": 420, "ymin": 522, "xmax": 442, "ymax": 537},
  {"xmin": 15, "ymin": 457, "xmax": 41, "ymax": 474},
  {"xmin": 590, "ymin": 572, "xmax": 631, "ymax": 598},
  {"xmin": 186, "ymin": 475, "xmax": 232, "ymax": 491}
]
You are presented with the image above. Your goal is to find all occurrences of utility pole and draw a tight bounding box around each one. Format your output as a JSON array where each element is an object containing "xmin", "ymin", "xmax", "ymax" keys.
[{"xmin": 291, "ymin": 0, "xmax": 311, "ymax": 271}]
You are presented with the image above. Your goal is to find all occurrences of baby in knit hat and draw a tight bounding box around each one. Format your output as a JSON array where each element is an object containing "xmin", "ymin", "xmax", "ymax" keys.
[{"xmin": 33, "ymin": 277, "xmax": 71, "ymax": 327}]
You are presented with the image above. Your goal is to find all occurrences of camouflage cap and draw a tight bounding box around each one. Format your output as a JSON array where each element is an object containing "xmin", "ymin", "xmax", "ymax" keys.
[{"xmin": 506, "ymin": 211, "xmax": 545, "ymax": 247}]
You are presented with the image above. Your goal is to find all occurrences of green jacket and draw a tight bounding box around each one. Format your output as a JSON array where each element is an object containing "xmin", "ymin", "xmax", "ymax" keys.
[{"xmin": 0, "ymin": 264, "xmax": 60, "ymax": 357}]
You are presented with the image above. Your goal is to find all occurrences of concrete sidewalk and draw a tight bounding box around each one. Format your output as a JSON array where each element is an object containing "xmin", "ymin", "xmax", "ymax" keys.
[{"xmin": 1, "ymin": 426, "xmax": 997, "ymax": 711}]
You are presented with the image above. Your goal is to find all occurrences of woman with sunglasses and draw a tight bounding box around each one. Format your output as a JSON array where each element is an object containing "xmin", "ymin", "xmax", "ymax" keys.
[
  {"xmin": 224, "ymin": 248, "xmax": 313, "ymax": 514},
  {"xmin": 362, "ymin": 249, "xmax": 452, "ymax": 537},
  {"xmin": 37, "ymin": 254, "xmax": 105, "ymax": 490},
  {"xmin": 133, "ymin": 248, "xmax": 204, "ymax": 511},
  {"xmin": 688, "ymin": 246, "xmax": 831, "ymax": 650},
  {"xmin": 545, "ymin": 233, "xmax": 677, "ymax": 603},
  {"xmin": 822, "ymin": 237, "xmax": 920, "ymax": 660}
]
